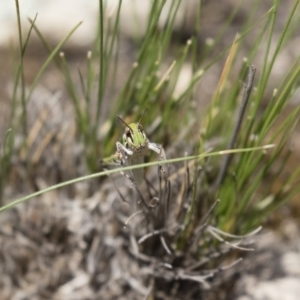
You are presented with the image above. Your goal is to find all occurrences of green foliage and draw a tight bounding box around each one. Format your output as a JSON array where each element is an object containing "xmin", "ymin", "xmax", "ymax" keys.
[
  {"xmin": 1, "ymin": 0, "xmax": 300, "ymax": 255},
  {"xmin": 212, "ymin": 0, "xmax": 300, "ymax": 233}
]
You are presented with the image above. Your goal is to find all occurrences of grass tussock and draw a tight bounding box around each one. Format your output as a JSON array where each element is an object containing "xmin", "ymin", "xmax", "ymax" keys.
[{"xmin": 0, "ymin": 0, "xmax": 300, "ymax": 299}]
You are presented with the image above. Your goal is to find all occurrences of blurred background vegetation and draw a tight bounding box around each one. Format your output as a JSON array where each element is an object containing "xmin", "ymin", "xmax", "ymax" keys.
[{"xmin": 0, "ymin": 0, "xmax": 300, "ymax": 299}]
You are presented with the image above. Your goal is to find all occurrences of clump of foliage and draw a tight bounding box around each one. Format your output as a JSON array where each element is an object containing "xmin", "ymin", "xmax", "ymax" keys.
[{"xmin": 1, "ymin": 0, "xmax": 300, "ymax": 299}]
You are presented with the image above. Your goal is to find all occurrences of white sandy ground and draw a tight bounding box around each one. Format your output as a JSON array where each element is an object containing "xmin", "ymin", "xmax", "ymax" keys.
[{"xmin": 0, "ymin": 0, "xmax": 191, "ymax": 47}]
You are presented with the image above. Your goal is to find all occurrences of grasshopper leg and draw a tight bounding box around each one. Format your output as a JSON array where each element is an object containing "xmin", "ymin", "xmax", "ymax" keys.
[
  {"xmin": 148, "ymin": 142, "xmax": 167, "ymax": 178},
  {"xmin": 148, "ymin": 142, "xmax": 166, "ymax": 160},
  {"xmin": 116, "ymin": 141, "xmax": 133, "ymax": 165}
]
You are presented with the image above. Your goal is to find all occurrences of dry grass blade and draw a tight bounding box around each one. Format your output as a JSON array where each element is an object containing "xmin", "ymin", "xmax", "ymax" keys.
[{"xmin": 214, "ymin": 65, "xmax": 257, "ymax": 189}]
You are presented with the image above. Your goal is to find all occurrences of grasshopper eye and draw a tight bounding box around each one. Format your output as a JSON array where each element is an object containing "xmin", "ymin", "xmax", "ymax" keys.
[
  {"xmin": 125, "ymin": 127, "xmax": 133, "ymax": 142},
  {"xmin": 138, "ymin": 124, "xmax": 143, "ymax": 132}
]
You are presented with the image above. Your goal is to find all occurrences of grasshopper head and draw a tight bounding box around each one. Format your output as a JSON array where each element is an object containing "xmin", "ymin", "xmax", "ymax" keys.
[
  {"xmin": 122, "ymin": 123, "xmax": 147, "ymax": 150},
  {"xmin": 118, "ymin": 108, "xmax": 149, "ymax": 152}
]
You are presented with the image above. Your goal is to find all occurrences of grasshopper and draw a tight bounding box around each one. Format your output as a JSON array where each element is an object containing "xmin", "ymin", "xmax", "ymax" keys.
[
  {"xmin": 116, "ymin": 109, "xmax": 165, "ymax": 169},
  {"xmin": 112, "ymin": 110, "xmax": 170, "ymax": 236}
]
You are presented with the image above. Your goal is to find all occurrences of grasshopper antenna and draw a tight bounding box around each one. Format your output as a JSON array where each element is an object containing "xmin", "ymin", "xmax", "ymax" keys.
[
  {"xmin": 138, "ymin": 108, "xmax": 148, "ymax": 126},
  {"xmin": 117, "ymin": 116, "xmax": 133, "ymax": 133}
]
